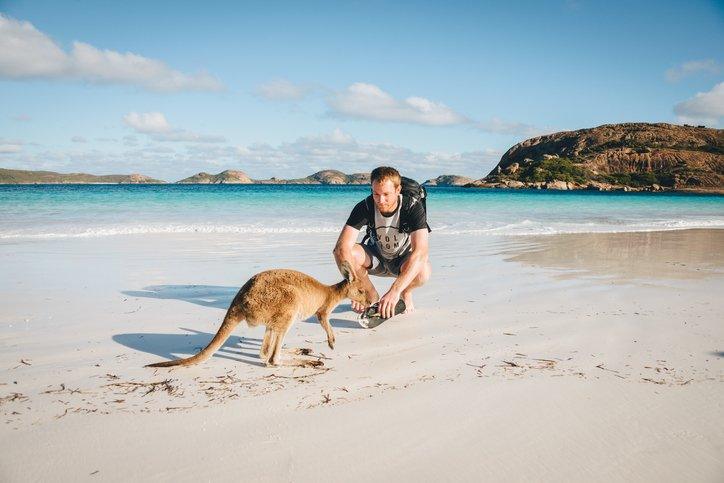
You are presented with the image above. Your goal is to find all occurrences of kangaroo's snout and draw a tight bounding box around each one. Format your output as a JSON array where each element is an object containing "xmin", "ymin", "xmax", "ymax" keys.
[{"xmin": 345, "ymin": 281, "xmax": 367, "ymax": 304}]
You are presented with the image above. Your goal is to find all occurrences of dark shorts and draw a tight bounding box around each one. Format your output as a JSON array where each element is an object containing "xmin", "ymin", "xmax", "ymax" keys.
[{"xmin": 359, "ymin": 241, "xmax": 411, "ymax": 278}]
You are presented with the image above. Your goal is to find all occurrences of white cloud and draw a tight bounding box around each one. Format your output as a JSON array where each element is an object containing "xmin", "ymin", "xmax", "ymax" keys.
[
  {"xmin": 0, "ymin": 144, "xmax": 23, "ymax": 154},
  {"xmin": 152, "ymin": 131, "xmax": 226, "ymax": 143},
  {"xmin": 0, "ymin": 138, "xmax": 24, "ymax": 154},
  {"xmin": 0, "ymin": 15, "xmax": 67, "ymax": 77},
  {"xmin": 123, "ymin": 111, "xmax": 226, "ymax": 143},
  {"xmin": 327, "ymin": 83, "xmax": 470, "ymax": 126},
  {"xmin": 666, "ymin": 59, "xmax": 721, "ymax": 83},
  {"xmin": 71, "ymin": 136, "xmax": 87, "ymax": 143},
  {"xmin": 12, "ymin": 114, "xmax": 32, "ymax": 122},
  {"xmin": 140, "ymin": 145, "xmax": 176, "ymax": 154},
  {"xmin": 297, "ymin": 128, "xmax": 354, "ymax": 145},
  {"xmin": 674, "ymin": 82, "xmax": 724, "ymax": 125},
  {"xmin": 257, "ymin": 79, "xmax": 539, "ymax": 137},
  {"xmin": 0, "ymin": 14, "xmax": 224, "ymax": 92},
  {"xmin": 256, "ymin": 78, "xmax": 312, "ymax": 101},
  {"xmin": 123, "ymin": 112, "xmax": 172, "ymax": 134}
]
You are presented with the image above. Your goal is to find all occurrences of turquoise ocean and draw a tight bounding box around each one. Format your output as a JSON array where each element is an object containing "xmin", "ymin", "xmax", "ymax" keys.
[{"xmin": 1, "ymin": 185, "xmax": 723, "ymax": 239}]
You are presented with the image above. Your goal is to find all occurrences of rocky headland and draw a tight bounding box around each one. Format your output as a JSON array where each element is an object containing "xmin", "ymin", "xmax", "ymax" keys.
[{"xmin": 468, "ymin": 123, "xmax": 723, "ymax": 192}]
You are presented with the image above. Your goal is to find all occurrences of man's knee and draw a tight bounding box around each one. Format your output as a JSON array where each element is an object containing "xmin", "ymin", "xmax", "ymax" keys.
[
  {"xmin": 334, "ymin": 243, "xmax": 371, "ymax": 272},
  {"xmin": 417, "ymin": 261, "xmax": 432, "ymax": 285},
  {"xmin": 402, "ymin": 260, "xmax": 431, "ymax": 287}
]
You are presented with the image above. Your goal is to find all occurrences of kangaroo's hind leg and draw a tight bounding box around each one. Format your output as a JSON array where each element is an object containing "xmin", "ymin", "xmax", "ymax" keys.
[
  {"xmin": 267, "ymin": 316, "xmax": 295, "ymax": 367},
  {"xmin": 259, "ymin": 327, "xmax": 276, "ymax": 363}
]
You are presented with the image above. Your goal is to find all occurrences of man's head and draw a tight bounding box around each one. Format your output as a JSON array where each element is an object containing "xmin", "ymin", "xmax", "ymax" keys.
[{"xmin": 370, "ymin": 166, "xmax": 402, "ymax": 213}]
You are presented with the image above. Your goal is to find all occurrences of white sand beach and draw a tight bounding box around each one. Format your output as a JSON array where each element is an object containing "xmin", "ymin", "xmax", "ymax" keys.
[{"xmin": 1, "ymin": 229, "xmax": 723, "ymax": 482}]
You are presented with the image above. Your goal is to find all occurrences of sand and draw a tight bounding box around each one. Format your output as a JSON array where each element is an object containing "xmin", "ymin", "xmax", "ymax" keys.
[{"xmin": 1, "ymin": 229, "xmax": 723, "ymax": 482}]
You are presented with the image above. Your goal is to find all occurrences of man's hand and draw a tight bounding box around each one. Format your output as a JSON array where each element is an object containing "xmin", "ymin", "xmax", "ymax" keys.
[{"xmin": 378, "ymin": 288, "xmax": 401, "ymax": 319}]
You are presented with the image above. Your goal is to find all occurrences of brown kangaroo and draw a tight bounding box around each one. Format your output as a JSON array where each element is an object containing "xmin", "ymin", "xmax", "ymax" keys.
[{"xmin": 146, "ymin": 261, "xmax": 371, "ymax": 368}]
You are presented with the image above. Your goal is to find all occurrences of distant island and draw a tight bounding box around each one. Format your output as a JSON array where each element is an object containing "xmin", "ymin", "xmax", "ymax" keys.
[
  {"xmin": 177, "ymin": 169, "xmax": 372, "ymax": 185},
  {"xmin": 423, "ymin": 175, "xmax": 475, "ymax": 186},
  {"xmin": 467, "ymin": 123, "xmax": 723, "ymax": 192},
  {"xmin": 2, "ymin": 123, "xmax": 722, "ymax": 191},
  {"xmin": 0, "ymin": 168, "xmax": 164, "ymax": 184},
  {"xmin": 0, "ymin": 166, "xmax": 476, "ymax": 186},
  {"xmin": 0, "ymin": 167, "xmax": 469, "ymax": 187}
]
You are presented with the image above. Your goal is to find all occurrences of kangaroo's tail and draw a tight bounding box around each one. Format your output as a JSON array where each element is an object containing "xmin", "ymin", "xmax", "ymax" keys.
[{"xmin": 146, "ymin": 307, "xmax": 244, "ymax": 368}]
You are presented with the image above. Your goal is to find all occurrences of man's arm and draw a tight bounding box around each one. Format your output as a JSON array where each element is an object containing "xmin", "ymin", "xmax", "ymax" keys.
[
  {"xmin": 332, "ymin": 225, "xmax": 361, "ymax": 271},
  {"xmin": 378, "ymin": 228, "xmax": 429, "ymax": 317},
  {"xmin": 391, "ymin": 228, "xmax": 428, "ymax": 293}
]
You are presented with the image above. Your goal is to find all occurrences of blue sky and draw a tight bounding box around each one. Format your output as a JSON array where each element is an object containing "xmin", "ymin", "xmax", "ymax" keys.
[{"xmin": 1, "ymin": 0, "xmax": 722, "ymax": 181}]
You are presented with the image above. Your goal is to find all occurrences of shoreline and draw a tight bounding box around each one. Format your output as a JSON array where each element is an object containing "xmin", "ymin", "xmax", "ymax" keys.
[
  {"xmin": 1, "ymin": 182, "xmax": 724, "ymax": 194},
  {"xmin": 2, "ymin": 227, "xmax": 723, "ymax": 243},
  {"xmin": 465, "ymin": 185, "xmax": 724, "ymax": 195}
]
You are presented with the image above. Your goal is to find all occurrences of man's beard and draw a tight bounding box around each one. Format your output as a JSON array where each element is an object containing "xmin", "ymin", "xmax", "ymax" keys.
[{"xmin": 376, "ymin": 200, "xmax": 397, "ymax": 215}]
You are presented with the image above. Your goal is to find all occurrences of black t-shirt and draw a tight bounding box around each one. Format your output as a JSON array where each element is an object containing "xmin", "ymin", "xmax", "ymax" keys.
[{"xmin": 345, "ymin": 194, "xmax": 430, "ymax": 234}]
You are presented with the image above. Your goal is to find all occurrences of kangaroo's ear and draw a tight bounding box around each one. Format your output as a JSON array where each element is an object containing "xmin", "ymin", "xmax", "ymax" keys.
[{"xmin": 340, "ymin": 261, "xmax": 356, "ymax": 282}]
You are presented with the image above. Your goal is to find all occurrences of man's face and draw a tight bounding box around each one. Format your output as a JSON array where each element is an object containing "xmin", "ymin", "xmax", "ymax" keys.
[{"xmin": 371, "ymin": 179, "xmax": 401, "ymax": 213}]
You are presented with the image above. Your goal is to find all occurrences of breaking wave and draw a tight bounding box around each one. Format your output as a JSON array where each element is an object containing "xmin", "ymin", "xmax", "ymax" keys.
[{"xmin": 1, "ymin": 218, "xmax": 723, "ymax": 239}]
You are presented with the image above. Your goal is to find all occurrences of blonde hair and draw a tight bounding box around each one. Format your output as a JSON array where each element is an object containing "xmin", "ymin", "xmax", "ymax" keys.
[{"xmin": 370, "ymin": 166, "xmax": 401, "ymax": 187}]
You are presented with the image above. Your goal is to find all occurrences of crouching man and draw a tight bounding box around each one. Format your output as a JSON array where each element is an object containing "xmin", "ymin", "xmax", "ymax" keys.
[{"xmin": 333, "ymin": 166, "xmax": 431, "ymax": 319}]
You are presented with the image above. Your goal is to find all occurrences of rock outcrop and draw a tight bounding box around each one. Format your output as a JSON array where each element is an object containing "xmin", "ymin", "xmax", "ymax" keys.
[
  {"xmin": 423, "ymin": 175, "xmax": 475, "ymax": 186},
  {"xmin": 253, "ymin": 170, "xmax": 371, "ymax": 184},
  {"xmin": 471, "ymin": 123, "xmax": 723, "ymax": 192},
  {"xmin": 346, "ymin": 172, "xmax": 372, "ymax": 184},
  {"xmin": 176, "ymin": 170, "xmax": 253, "ymax": 184},
  {"xmin": 306, "ymin": 169, "xmax": 350, "ymax": 184},
  {"xmin": 0, "ymin": 168, "xmax": 165, "ymax": 184}
]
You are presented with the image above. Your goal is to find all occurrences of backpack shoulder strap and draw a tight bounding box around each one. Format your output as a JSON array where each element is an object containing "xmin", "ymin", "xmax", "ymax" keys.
[
  {"xmin": 399, "ymin": 194, "xmax": 414, "ymax": 233},
  {"xmin": 362, "ymin": 195, "xmax": 375, "ymax": 244}
]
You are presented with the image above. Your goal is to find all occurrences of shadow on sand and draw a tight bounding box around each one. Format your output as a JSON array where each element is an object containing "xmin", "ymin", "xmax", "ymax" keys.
[
  {"xmin": 301, "ymin": 315, "xmax": 363, "ymax": 329},
  {"xmin": 113, "ymin": 328, "xmax": 266, "ymax": 367},
  {"xmin": 122, "ymin": 285, "xmax": 238, "ymax": 310}
]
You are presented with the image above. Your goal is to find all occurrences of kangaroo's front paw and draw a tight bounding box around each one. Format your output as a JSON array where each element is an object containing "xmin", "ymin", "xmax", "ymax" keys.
[{"xmin": 327, "ymin": 337, "xmax": 335, "ymax": 350}]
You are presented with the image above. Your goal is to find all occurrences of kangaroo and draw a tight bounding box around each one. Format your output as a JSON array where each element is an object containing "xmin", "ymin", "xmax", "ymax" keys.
[{"xmin": 146, "ymin": 261, "xmax": 371, "ymax": 368}]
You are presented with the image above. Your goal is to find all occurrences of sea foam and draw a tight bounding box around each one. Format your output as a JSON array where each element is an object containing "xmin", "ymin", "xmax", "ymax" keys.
[{"xmin": 1, "ymin": 218, "xmax": 723, "ymax": 239}]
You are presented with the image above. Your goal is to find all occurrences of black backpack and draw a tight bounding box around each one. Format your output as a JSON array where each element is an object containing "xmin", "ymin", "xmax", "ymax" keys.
[
  {"xmin": 363, "ymin": 176, "xmax": 430, "ymax": 243},
  {"xmin": 400, "ymin": 176, "xmax": 428, "ymax": 216}
]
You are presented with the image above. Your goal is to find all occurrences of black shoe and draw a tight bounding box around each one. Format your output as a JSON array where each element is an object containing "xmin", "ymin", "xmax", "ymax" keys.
[{"xmin": 357, "ymin": 299, "xmax": 406, "ymax": 328}]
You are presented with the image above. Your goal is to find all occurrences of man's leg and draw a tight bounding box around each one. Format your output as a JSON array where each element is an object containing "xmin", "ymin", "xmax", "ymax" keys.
[
  {"xmin": 398, "ymin": 258, "xmax": 432, "ymax": 313},
  {"xmin": 333, "ymin": 243, "xmax": 380, "ymax": 313}
]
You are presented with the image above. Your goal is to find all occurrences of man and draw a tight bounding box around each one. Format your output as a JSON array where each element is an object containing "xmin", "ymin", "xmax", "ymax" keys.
[{"xmin": 333, "ymin": 166, "xmax": 432, "ymax": 319}]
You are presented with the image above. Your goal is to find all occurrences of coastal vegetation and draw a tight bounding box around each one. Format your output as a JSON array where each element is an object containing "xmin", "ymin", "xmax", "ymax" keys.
[{"xmin": 515, "ymin": 157, "xmax": 588, "ymax": 184}]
